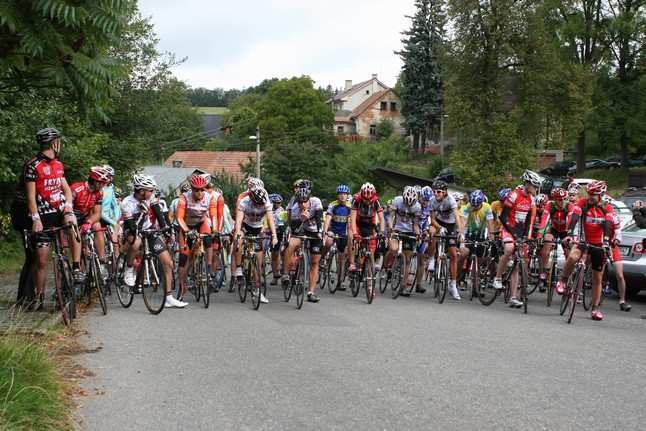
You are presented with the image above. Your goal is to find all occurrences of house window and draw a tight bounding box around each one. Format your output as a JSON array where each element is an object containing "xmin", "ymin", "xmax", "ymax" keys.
[
  {"xmin": 172, "ymin": 160, "xmax": 182, "ymax": 168},
  {"xmin": 369, "ymin": 124, "xmax": 377, "ymax": 136},
  {"xmin": 366, "ymin": 90, "xmax": 370, "ymax": 95},
  {"xmin": 380, "ymin": 101, "xmax": 387, "ymax": 111},
  {"xmin": 337, "ymin": 126, "xmax": 344, "ymax": 135},
  {"xmin": 390, "ymin": 102, "xmax": 397, "ymax": 111}
]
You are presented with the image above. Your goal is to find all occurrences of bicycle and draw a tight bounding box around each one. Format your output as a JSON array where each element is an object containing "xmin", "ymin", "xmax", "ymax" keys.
[
  {"xmin": 283, "ymin": 233, "xmax": 311, "ymax": 309},
  {"xmin": 348, "ymin": 235, "xmax": 378, "ymax": 304},
  {"xmin": 542, "ymin": 238, "xmax": 564, "ymax": 307},
  {"xmin": 386, "ymin": 232, "xmax": 418, "ymax": 300},
  {"xmin": 236, "ymin": 234, "xmax": 266, "ymax": 310},
  {"xmin": 561, "ymin": 245, "xmax": 611, "ymax": 321},
  {"xmin": 431, "ymin": 232, "xmax": 459, "ymax": 304},
  {"xmin": 80, "ymin": 228, "xmax": 108, "ymax": 315},
  {"xmin": 115, "ymin": 226, "xmax": 172, "ymax": 314},
  {"xmin": 210, "ymin": 233, "xmax": 228, "ymax": 294},
  {"xmin": 526, "ymin": 239, "xmax": 543, "ymax": 296},
  {"xmin": 24, "ymin": 224, "xmax": 79, "ymax": 326},
  {"xmin": 320, "ymin": 233, "xmax": 347, "ymax": 294},
  {"xmin": 460, "ymin": 239, "xmax": 491, "ymax": 302},
  {"xmin": 500, "ymin": 238, "xmax": 532, "ymax": 314}
]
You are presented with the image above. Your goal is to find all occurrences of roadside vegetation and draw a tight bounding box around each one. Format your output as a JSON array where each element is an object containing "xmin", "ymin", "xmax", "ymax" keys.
[{"xmin": 194, "ymin": 106, "xmax": 230, "ymax": 115}]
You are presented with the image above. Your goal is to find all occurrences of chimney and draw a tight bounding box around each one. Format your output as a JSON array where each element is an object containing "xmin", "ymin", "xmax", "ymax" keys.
[
  {"xmin": 344, "ymin": 80, "xmax": 353, "ymax": 91},
  {"xmin": 372, "ymin": 73, "xmax": 378, "ymax": 79}
]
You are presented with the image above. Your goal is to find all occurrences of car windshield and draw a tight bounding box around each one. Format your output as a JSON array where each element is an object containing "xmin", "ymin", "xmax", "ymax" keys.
[{"xmin": 624, "ymin": 223, "xmax": 646, "ymax": 234}]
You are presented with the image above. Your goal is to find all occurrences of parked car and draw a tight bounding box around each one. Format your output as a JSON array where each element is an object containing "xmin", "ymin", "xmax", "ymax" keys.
[
  {"xmin": 540, "ymin": 160, "xmax": 575, "ymax": 177},
  {"xmin": 607, "ymin": 222, "xmax": 646, "ymax": 298},
  {"xmin": 567, "ymin": 159, "xmax": 621, "ymax": 175},
  {"xmin": 607, "ymin": 156, "xmax": 646, "ymax": 167},
  {"xmin": 621, "ymin": 187, "xmax": 646, "ymax": 209}
]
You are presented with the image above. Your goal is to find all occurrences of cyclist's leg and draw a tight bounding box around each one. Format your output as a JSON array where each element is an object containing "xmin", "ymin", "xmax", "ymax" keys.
[
  {"xmin": 156, "ymin": 248, "xmax": 174, "ymax": 295},
  {"xmin": 540, "ymin": 232, "xmax": 555, "ymax": 272},
  {"xmin": 33, "ymin": 242, "xmax": 50, "ymax": 297},
  {"xmin": 384, "ymin": 236, "xmax": 398, "ymax": 269},
  {"xmin": 495, "ymin": 229, "xmax": 515, "ymax": 280},
  {"xmin": 337, "ymin": 237, "xmax": 348, "ymax": 282},
  {"xmin": 308, "ymin": 235, "xmax": 322, "ymax": 293},
  {"xmin": 282, "ymin": 236, "xmax": 301, "ymax": 279},
  {"xmin": 588, "ymin": 247, "xmax": 605, "ymax": 308}
]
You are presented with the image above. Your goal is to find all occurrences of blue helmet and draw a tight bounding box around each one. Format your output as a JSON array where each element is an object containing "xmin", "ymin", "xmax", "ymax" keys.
[
  {"xmin": 420, "ymin": 186, "xmax": 433, "ymax": 201},
  {"xmin": 336, "ymin": 184, "xmax": 350, "ymax": 194},
  {"xmin": 269, "ymin": 193, "xmax": 283, "ymax": 203},
  {"xmin": 470, "ymin": 190, "xmax": 487, "ymax": 207},
  {"xmin": 498, "ymin": 188, "xmax": 511, "ymax": 201}
]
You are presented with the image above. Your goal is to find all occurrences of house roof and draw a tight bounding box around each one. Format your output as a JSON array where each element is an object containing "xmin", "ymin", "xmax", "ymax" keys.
[
  {"xmin": 141, "ymin": 165, "xmax": 206, "ymax": 195},
  {"xmin": 164, "ymin": 151, "xmax": 259, "ymax": 181},
  {"xmin": 329, "ymin": 77, "xmax": 391, "ymax": 103},
  {"xmin": 350, "ymin": 89, "xmax": 397, "ymax": 118}
]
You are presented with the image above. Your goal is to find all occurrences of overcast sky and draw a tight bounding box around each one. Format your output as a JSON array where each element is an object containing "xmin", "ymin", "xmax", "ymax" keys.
[{"xmin": 138, "ymin": 0, "xmax": 416, "ymax": 90}]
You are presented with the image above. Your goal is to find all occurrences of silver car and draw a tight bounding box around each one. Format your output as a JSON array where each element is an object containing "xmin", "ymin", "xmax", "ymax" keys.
[{"xmin": 608, "ymin": 222, "xmax": 646, "ymax": 297}]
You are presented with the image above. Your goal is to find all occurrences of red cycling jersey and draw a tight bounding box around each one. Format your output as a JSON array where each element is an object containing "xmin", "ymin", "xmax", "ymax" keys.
[
  {"xmin": 20, "ymin": 153, "xmax": 66, "ymax": 215},
  {"xmin": 541, "ymin": 201, "xmax": 571, "ymax": 233},
  {"xmin": 571, "ymin": 198, "xmax": 614, "ymax": 245},
  {"xmin": 503, "ymin": 186, "xmax": 536, "ymax": 235},
  {"xmin": 71, "ymin": 181, "xmax": 102, "ymax": 217},
  {"xmin": 351, "ymin": 193, "xmax": 383, "ymax": 233}
]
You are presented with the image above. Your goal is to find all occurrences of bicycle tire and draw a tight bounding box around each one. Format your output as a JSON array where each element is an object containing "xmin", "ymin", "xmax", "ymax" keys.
[
  {"xmin": 437, "ymin": 257, "xmax": 448, "ymax": 304},
  {"xmin": 477, "ymin": 262, "xmax": 497, "ymax": 306},
  {"xmin": 526, "ymin": 255, "xmax": 540, "ymax": 295},
  {"xmin": 283, "ymin": 274, "xmax": 293, "ymax": 302},
  {"xmin": 295, "ymin": 260, "xmax": 305, "ymax": 309},
  {"xmin": 92, "ymin": 259, "xmax": 108, "ymax": 315},
  {"xmin": 54, "ymin": 257, "xmax": 75, "ymax": 326},
  {"xmin": 546, "ymin": 259, "xmax": 556, "ymax": 307},
  {"xmin": 84, "ymin": 257, "xmax": 93, "ymax": 306},
  {"xmin": 559, "ymin": 274, "xmax": 572, "ymax": 316},
  {"xmin": 250, "ymin": 257, "xmax": 261, "ymax": 310},
  {"xmin": 327, "ymin": 252, "xmax": 338, "ymax": 294},
  {"xmin": 115, "ymin": 255, "xmax": 134, "ymax": 308},
  {"xmin": 582, "ymin": 266, "xmax": 593, "ymax": 311},
  {"xmin": 519, "ymin": 259, "xmax": 529, "ymax": 314},
  {"xmin": 567, "ymin": 270, "xmax": 584, "ymax": 324},
  {"xmin": 141, "ymin": 257, "xmax": 166, "ymax": 315},
  {"xmin": 350, "ymin": 264, "xmax": 361, "ymax": 297},
  {"xmin": 432, "ymin": 255, "xmax": 441, "ymax": 298},
  {"xmin": 364, "ymin": 257, "xmax": 374, "ymax": 304},
  {"xmin": 470, "ymin": 257, "xmax": 479, "ymax": 301},
  {"xmin": 201, "ymin": 257, "xmax": 211, "ymax": 309}
]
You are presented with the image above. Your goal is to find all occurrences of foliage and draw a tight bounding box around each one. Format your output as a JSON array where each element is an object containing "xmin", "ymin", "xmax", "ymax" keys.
[
  {"xmin": 195, "ymin": 106, "xmax": 229, "ymax": 115},
  {"xmin": 377, "ymin": 119, "xmax": 395, "ymax": 139},
  {"xmin": 213, "ymin": 173, "xmax": 245, "ymax": 208},
  {"xmin": 0, "ymin": 335, "xmax": 72, "ymax": 430},
  {"xmin": 0, "ymin": 0, "xmax": 135, "ymax": 118}
]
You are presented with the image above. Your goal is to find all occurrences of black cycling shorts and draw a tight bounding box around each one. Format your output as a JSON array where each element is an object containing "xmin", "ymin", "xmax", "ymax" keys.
[
  {"xmin": 33, "ymin": 211, "xmax": 64, "ymax": 247},
  {"xmin": 394, "ymin": 230, "xmax": 416, "ymax": 252},
  {"xmin": 241, "ymin": 223, "xmax": 263, "ymax": 252},
  {"xmin": 577, "ymin": 243, "xmax": 606, "ymax": 272},
  {"xmin": 437, "ymin": 220, "xmax": 458, "ymax": 248},
  {"xmin": 271, "ymin": 227, "xmax": 285, "ymax": 252},
  {"xmin": 296, "ymin": 230, "xmax": 322, "ymax": 255},
  {"xmin": 465, "ymin": 232, "xmax": 486, "ymax": 257}
]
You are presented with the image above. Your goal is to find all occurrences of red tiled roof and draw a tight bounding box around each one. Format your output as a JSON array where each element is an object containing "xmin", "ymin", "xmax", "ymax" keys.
[
  {"xmin": 328, "ymin": 77, "xmax": 391, "ymax": 102},
  {"xmin": 164, "ymin": 151, "xmax": 260, "ymax": 181},
  {"xmin": 350, "ymin": 89, "xmax": 393, "ymax": 118}
]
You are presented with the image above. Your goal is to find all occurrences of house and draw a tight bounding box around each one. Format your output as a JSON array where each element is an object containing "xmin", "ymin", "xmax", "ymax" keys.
[
  {"xmin": 164, "ymin": 151, "xmax": 259, "ymax": 182},
  {"xmin": 328, "ymin": 74, "xmax": 406, "ymax": 139},
  {"xmin": 141, "ymin": 165, "xmax": 207, "ymax": 197}
]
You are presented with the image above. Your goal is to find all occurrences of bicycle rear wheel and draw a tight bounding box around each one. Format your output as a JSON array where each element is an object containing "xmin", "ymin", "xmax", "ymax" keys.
[
  {"xmin": 519, "ymin": 259, "xmax": 529, "ymax": 314},
  {"xmin": 582, "ymin": 266, "xmax": 593, "ymax": 311},
  {"xmin": 54, "ymin": 257, "xmax": 76, "ymax": 325},
  {"xmin": 364, "ymin": 258, "xmax": 374, "ymax": 304},
  {"xmin": 115, "ymin": 254, "xmax": 134, "ymax": 308},
  {"xmin": 141, "ymin": 256, "xmax": 166, "ymax": 315},
  {"xmin": 295, "ymin": 260, "xmax": 305, "ymax": 309}
]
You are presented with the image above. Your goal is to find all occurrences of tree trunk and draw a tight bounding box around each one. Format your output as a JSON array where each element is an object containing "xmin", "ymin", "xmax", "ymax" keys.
[
  {"xmin": 412, "ymin": 131, "xmax": 420, "ymax": 154},
  {"xmin": 619, "ymin": 119, "xmax": 630, "ymax": 173},
  {"xmin": 576, "ymin": 131, "xmax": 586, "ymax": 175},
  {"xmin": 420, "ymin": 130, "xmax": 427, "ymax": 154}
]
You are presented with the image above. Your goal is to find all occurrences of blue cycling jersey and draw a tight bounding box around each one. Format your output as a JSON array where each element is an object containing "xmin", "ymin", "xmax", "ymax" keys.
[{"xmin": 326, "ymin": 200, "xmax": 351, "ymax": 235}]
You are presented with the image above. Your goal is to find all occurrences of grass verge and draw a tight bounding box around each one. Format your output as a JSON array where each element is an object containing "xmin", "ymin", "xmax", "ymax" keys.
[
  {"xmin": 0, "ymin": 235, "xmax": 23, "ymax": 275},
  {"xmin": 194, "ymin": 106, "xmax": 229, "ymax": 115},
  {"xmin": 0, "ymin": 332, "xmax": 74, "ymax": 430}
]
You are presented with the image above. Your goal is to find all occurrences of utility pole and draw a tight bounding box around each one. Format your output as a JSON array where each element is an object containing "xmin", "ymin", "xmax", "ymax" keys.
[{"xmin": 255, "ymin": 126, "xmax": 261, "ymax": 178}]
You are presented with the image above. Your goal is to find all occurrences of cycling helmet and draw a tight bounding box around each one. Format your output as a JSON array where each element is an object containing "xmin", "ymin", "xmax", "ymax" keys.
[
  {"xmin": 250, "ymin": 187, "xmax": 269, "ymax": 204},
  {"xmin": 336, "ymin": 184, "xmax": 350, "ymax": 194},
  {"xmin": 89, "ymin": 166, "xmax": 111, "ymax": 183},
  {"xmin": 247, "ymin": 177, "xmax": 264, "ymax": 191},
  {"xmin": 498, "ymin": 187, "xmax": 511, "ymax": 201},
  {"xmin": 632, "ymin": 200, "xmax": 643, "ymax": 209},
  {"xmin": 114, "ymin": 186, "xmax": 124, "ymax": 198},
  {"xmin": 403, "ymin": 186, "xmax": 418, "ymax": 206},
  {"xmin": 293, "ymin": 178, "xmax": 312, "ymax": 189},
  {"xmin": 132, "ymin": 174, "xmax": 156, "ymax": 190},
  {"xmin": 568, "ymin": 182, "xmax": 581, "ymax": 192},
  {"xmin": 269, "ymin": 193, "xmax": 283, "ymax": 203},
  {"xmin": 413, "ymin": 185, "xmax": 422, "ymax": 197},
  {"xmin": 469, "ymin": 190, "xmax": 486, "ymax": 207},
  {"xmin": 432, "ymin": 179, "xmax": 448, "ymax": 190},
  {"xmin": 535, "ymin": 193, "xmax": 548, "ymax": 206},
  {"xmin": 586, "ymin": 180, "xmax": 607, "ymax": 195},
  {"xmin": 420, "ymin": 186, "xmax": 433, "ymax": 201},
  {"xmin": 295, "ymin": 187, "xmax": 311, "ymax": 203},
  {"xmin": 102, "ymin": 164, "xmax": 115, "ymax": 177},
  {"xmin": 360, "ymin": 182, "xmax": 377, "ymax": 201},
  {"xmin": 522, "ymin": 169, "xmax": 543, "ymax": 188},
  {"xmin": 550, "ymin": 187, "xmax": 567, "ymax": 200},
  {"xmin": 180, "ymin": 182, "xmax": 191, "ymax": 193},
  {"xmin": 36, "ymin": 127, "xmax": 61, "ymax": 145},
  {"xmin": 452, "ymin": 192, "xmax": 465, "ymax": 202},
  {"xmin": 190, "ymin": 174, "xmax": 208, "ymax": 189}
]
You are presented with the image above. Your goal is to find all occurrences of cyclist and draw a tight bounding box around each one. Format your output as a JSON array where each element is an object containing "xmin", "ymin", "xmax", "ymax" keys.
[
  {"xmin": 234, "ymin": 187, "xmax": 278, "ymax": 304},
  {"xmin": 70, "ymin": 166, "xmax": 112, "ymax": 279},
  {"xmin": 567, "ymin": 183, "xmax": 580, "ymax": 204},
  {"xmin": 493, "ymin": 170, "xmax": 541, "ymax": 308},
  {"xmin": 175, "ymin": 174, "xmax": 219, "ymax": 301},
  {"xmin": 458, "ymin": 190, "xmax": 494, "ymax": 285},
  {"xmin": 236, "ymin": 177, "xmax": 264, "ymax": 207},
  {"xmin": 265, "ymin": 193, "xmax": 288, "ymax": 285},
  {"xmin": 282, "ymin": 186, "xmax": 324, "ymax": 303},
  {"xmin": 416, "ymin": 185, "xmax": 435, "ymax": 286},
  {"xmin": 428, "ymin": 180, "xmax": 463, "ymax": 300},
  {"xmin": 99, "ymin": 165, "xmax": 121, "ymax": 258},
  {"xmin": 537, "ymin": 187, "xmax": 572, "ymax": 292},
  {"xmin": 557, "ymin": 180, "xmax": 613, "ymax": 321},
  {"xmin": 453, "ymin": 192, "xmax": 468, "ymax": 213},
  {"xmin": 384, "ymin": 186, "xmax": 421, "ymax": 296},
  {"xmin": 608, "ymin": 207, "xmax": 631, "ymax": 312},
  {"xmin": 322, "ymin": 184, "xmax": 352, "ymax": 291},
  {"xmin": 491, "ymin": 188, "xmax": 511, "ymax": 236},
  {"xmin": 169, "ymin": 183, "xmax": 190, "ymax": 223},
  {"xmin": 121, "ymin": 174, "xmax": 184, "ymax": 308},
  {"xmin": 17, "ymin": 128, "xmax": 76, "ymax": 307}
]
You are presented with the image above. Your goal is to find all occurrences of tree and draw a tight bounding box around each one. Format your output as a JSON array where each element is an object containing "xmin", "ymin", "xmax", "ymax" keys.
[
  {"xmin": 397, "ymin": 0, "xmax": 446, "ymax": 154},
  {"xmin": 0, "ymin": 0, "xmax": 134, "ymax": 117}
]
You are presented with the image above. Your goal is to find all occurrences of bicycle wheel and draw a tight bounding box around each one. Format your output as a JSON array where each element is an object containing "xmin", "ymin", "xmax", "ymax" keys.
[
  {"xmin": 364, "ymin": 257, "xmax": 374, "ymax": 304},
  {"xmin": 91, "ymin": 258, "xmax": 108, "ymax": 315},
  {"xmin": 54, "ymin": 257, "xmax": 75, "ymax": 326},
  {"xmin": 318, "ymin": 254, "xmax": 329, "ymax": 291},
  {"xmin": 559, "ymin": 273, "xmax": 572, "ymax": 316},
  {"xmin": 211, "ymin": 252, "xmax": 225, "ymax": 293},
  {"xmin": 350, "ymin": 259, "xmax": 362, "ymax": 297},
  {"xmin": 582, "ymin": 266, "xmax": 593, "ymax": 311},
  {"xmin": 391, "ymin": 255, "xmax": 404, "ymax": 299},
  {"xmin": 141, "ymin": 256, "xmax": 166, "ymax": 315},
  {"xmin": 526, "ymin": 254, "xmax": 540, "ymax": 295},
  {"xmin": 519, "ymin": 259, "xmax": 529, "ymax": 314},
  {"xmin": 115, "ymin": 255, "xmax": 134, "ymax": 308},
  {"xmin": 546, "ymin": 259, "xmax": 556, "ymax": 307},
  {"xmin": 83, "ymin": 257, "xmax": 93, "ymax": 306},
  {"xmin": 295, "ymin": 260, "xmax": 305, "ymax": 309},
  {"xmin": 437, "ymin": 257, "xmax": 448, "ymax": 304},
  {"xmin": 250, "ymin": 257, "xmax": 261, "ymax": 310},
  {"xmin": 477, "ymin": 260, "xmax": 497, "ymax": 306},
  {"xmin": 237, "ymin": 265, "xmax": 247, "ymax": 303},
  {"xmin": 282, "ymin": 273, "xmax": 293, "ymax": 302},
  {"xmin": 567, "ymin": 270, "xmax": 584, "ymax": 324},
  {"xmin": 327, "ymin": 252, "xmax": 338, "ymax": 294},
  {"xmin": 199, "ymin": 256, "xmax": 211, "ymax": 309},
  {"xmin": 469, "ymin": 258, "xmax": 479, "ymax": 301}
]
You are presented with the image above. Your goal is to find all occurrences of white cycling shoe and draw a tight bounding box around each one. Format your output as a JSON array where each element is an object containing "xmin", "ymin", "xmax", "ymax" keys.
[{"xmin": 165, "ymin": 295, "xmax": 187, "ymax": 308}]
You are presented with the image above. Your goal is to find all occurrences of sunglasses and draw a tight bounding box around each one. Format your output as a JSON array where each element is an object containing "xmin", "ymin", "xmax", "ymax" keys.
[
  {"xmin": 434, "ymin": 190, "xmax": 445, "ymax": 194},
  {"xmin": 192, "ymin": 187, "xmax": 205, "ymax": 192}
]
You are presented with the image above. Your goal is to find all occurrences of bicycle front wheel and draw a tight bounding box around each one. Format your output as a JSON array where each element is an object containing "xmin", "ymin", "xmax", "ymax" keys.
[
  {"xmin": 364, "ymin": 258, "xmax": 374, "ymax": 304},
  {"xmin": 92, "ymin": 258, "xmax": 108, "ymax": 315},
  {"xmin": 141, "ymin": 257, "xmax": 166, "ymax": 315},
  {"xmin": 250, "ymin": 258, "xmax": 261, "ymax": 310},
  {"xmin": 437, "ymin": 258, "xmax": 448, "ymax": 304},
  {"xmin": 115, "ymin": 255, "xmax": 134, "ymax": 308},
  {"xmin": 546, "ymin": 260, "xmax": 556, "ymax": 307},
  {"xmin": 519, "ymin": 259, "xmax": 529, "ymax": 314},
  {"xmin": 295, "ymin": 260, "xmax": 305, "ymax": 310},
  {"xmin": 54, "ymin": 257, "xmax": 76, "ymax": 326},
  {"xmin": 582, "ymin": 267, "xmax": 593, "ymax": 311}
]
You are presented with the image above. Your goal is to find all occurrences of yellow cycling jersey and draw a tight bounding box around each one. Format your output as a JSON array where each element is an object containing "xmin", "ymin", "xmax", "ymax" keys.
[{"xmin": 490, "ymin": 200, "xmax": 503, "ymax": 232}]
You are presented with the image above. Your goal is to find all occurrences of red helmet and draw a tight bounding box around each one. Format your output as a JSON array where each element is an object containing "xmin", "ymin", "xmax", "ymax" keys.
[
  {"xmin": 550, "ymin": 187, "xmax": 567, "ymax": 200},
  {"xmin": 189, "ymin": 174, "xmax": 207, "ymax": 189},
  {"xmin": 89, "ymin": 166, "xmax": 111, "ymax": 183},
  {"xmin": 586, "ymin": 180, "xmax": 607, "ymax": 195},
  {"xmin": 360, "ymin": 182, "xmax": 377, "ymax": 201}
]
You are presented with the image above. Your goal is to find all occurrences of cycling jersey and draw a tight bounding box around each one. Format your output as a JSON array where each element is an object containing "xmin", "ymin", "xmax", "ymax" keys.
[
  {"xmin": 430, "ymin": 195, "xmax": 458, "ymax": 224},
  {"xmin": 289, "ymin": 197, "xmax": 323, "ymax": 233},
  {"xmin": 100, "ymin": 184, "xmax": 120, "ymax": 226},
  {"xmin": 20, "ymin": 152, "xmax": 66, "ymax": 215},
  {"xmin": 176, "ymin": 191, "xmax": 217, "ymax": 231},
  {"xmin": 326, "ymin": 200, "xmax": 352, "ymax": 236},
  {"xmin": 351, "ymin": 193, "xmax": 383, "ymax": 234},
  {"xmin": 263, "ymin": 207, "xmax": 288, "ymax": 230},
  {"xmin": 390, "ymin": 196, "xmax": 421, "ymax": 233},
  {"xmin": 221, "ymin": 204, "xmax": 233, "ymax": 234},
  {"xmin": 461, "ymin": 202, "xmax": 493, "ymax": 234},
  {"xmin": 541, "ymin": 201, "xmax": 570, "ymax": 233},
  {"xmin": 504, "ymin": 187, "xmax": 535, "ymax": 230},
  {"xmin": 490, "ymin": 200, "xmax": 503, "ymax": 232},
  {"xmin": 206, "ymin": 189, "xmax": 225, "ymax": 231},
  {"xmin": 71, "ymin": 181, "xmax": 102, "ymax": 218},
  {"xmin": 121, "ymin": 195, "xmax": 160, "ymax": 231},
  {"xmin": 418, "ymin": 201, "xmax": 432, "ymax": 230},
  {"xmin": 238, "ymin": 196, "xmax": 272, "ymax": 229},
  {"xmin": 571, "ymin": 198, "xmax": 613, "ymax": 245}
]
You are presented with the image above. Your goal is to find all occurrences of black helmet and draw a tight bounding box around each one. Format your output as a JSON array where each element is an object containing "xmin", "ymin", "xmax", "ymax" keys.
[
  {"xmin": 36, "ymin": 128, "xmax": 61, "ymax": 145},
  {"xmin": 250, "ymin": 187, "xmax": 269, "ymax": 205},
  {"xmin": 293, "ymin": 179, "xmax": 313, "ymax": 191},
  {"xmin": 432, "ymin": 179, "xmax": 448, "ymax": 190},
  {"xmin": 295, "ymin": 187, "xmax": 311, "ymax": 202}
]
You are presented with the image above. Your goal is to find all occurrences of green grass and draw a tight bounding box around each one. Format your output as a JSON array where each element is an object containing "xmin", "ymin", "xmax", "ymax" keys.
[
  {"xmin": 0, "ymin": 335, "xmax": 73, "ymax": 430},
  {"xmin": 0, "ymin": 236, "xmax": 23, "ymax": 275},
  {"xmin": 584, "ymin": 167, "xmax": 646, "ymax": 197},
  {"xmin": 194, "ymin": 106, "xmax": 229, "ymax": 115}
]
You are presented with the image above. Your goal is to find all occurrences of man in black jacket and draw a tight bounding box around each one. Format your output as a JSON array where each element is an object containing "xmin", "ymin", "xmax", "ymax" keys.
[{"xmin": 632, "ymin": 200, "xmax": 646, "ymax": 228}]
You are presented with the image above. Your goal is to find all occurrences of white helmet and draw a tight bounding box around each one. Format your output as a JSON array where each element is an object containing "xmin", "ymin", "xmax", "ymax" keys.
[
  {"xmin": 132, "ymin": 173, "xmax": 156, "ymax": 190},
  {"xmin": 102, "ymin": 164, "xmax": 115, "ymax": 177},
  {"xmin": 522, "ymin": 169, "xmax": 543, "ymax": 188},
  {"xmin": 403, "ymin": 186, "xmax": 418, "ymax": 207},
  {"xmin": 247, "ymin": 177, "xmax": 264, "ymax": 191},
  {"xmin": 451, "ymin": 192, "xmax": 465, "ymax": 202}
]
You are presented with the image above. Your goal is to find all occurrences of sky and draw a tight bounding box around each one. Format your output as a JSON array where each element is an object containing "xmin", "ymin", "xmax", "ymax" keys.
[{"xmin": 138, "ymin": 0, "xmax": 416, "ymax": 90}]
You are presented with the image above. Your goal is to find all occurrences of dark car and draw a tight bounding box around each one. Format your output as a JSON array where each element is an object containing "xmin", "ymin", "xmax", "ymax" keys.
[
  {"xmin": 540, "ymin": 160, "xmax": 575, "ymax": 177},
  {"xmin": 607, "ymin": 156, "xmax": 646, "ymax": 167},
  {"xmin": 435, "ymin": 167, "xmax": 455, "ymax": 184},
  {"xmin": 567, "ymin": 159, "xmax": 621, "ymax": 175}
]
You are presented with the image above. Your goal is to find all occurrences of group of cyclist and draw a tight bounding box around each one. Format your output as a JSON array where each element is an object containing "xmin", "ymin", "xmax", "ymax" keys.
[{"xmin": 14, "ymin": 127, "xmax": 636, "ymax": 321}]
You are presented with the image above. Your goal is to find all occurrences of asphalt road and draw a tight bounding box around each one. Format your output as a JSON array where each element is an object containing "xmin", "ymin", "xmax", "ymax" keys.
[{"xmin": 78, "ymin": 284, "xmax": 646, "ymax": 431}]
